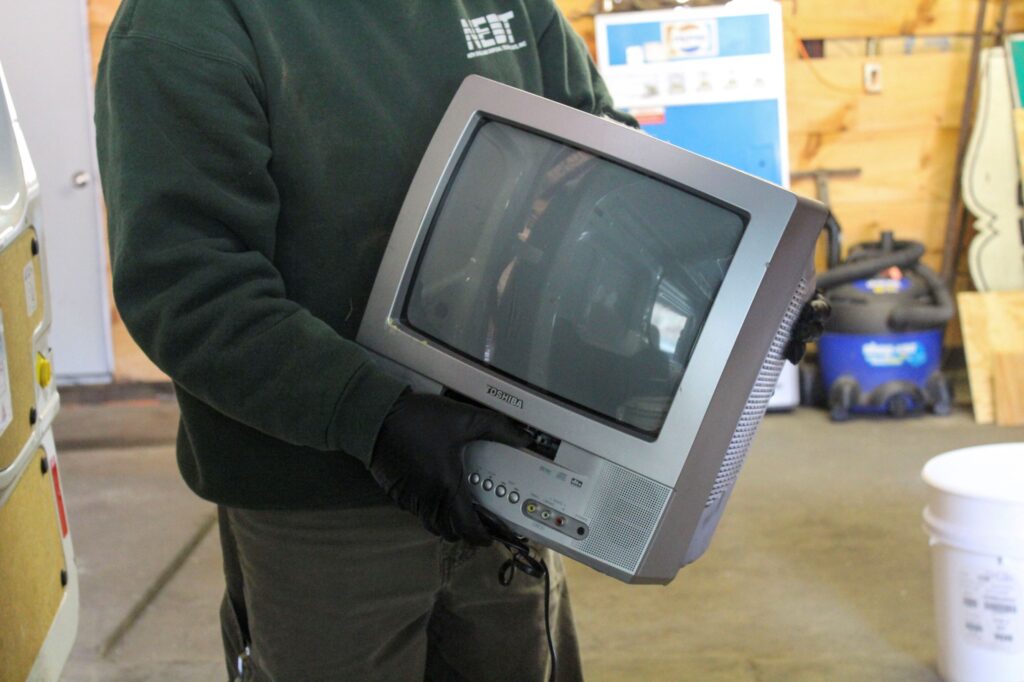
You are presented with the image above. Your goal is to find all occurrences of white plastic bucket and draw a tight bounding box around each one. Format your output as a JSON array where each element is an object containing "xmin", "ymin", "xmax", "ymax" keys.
[{"xmin": 922, "ymin": 443, "xmax": 1024, "ymax": 682}]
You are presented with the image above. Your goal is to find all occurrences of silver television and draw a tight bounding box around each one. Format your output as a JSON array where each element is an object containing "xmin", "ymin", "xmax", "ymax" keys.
[{"xmin": 357, "ymin": 76, "xmax": 825, "ymax": 584}]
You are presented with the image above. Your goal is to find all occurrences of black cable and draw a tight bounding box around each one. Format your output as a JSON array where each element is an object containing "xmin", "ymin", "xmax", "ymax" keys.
[
  {"xmin": 541, "ymin": 557, "xmax": 555, "ymax": 682},
  {"xmin": 495, "ymin": 534, "xmax": 557, "ymax": 682},
  {"xmin": 476, "ymin": 506, "xmax": 558, "ymax": 681}
]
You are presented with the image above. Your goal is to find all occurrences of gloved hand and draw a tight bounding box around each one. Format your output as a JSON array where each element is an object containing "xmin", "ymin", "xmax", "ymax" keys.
[
  {"xmin": 784, "ymin": 290, "xmax": 831, "ymax": 364},
  {"xmin": 369, "ymin": 392, "xmax": 532, "ymax": 546}
]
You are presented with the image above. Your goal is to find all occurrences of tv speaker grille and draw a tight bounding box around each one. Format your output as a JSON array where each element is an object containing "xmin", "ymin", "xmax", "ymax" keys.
[
  {"xmin": 705, "ymin": 277, "xmax": 810, "ymax": 507},
  {"xmin": 578, "ymin": 464, "xmax": 671, "ymax": 573}
]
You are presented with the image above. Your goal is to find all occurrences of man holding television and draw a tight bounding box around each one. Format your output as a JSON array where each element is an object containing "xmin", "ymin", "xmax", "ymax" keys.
[{"xmin": 96, "ymin": 1, "xmax": 827, "ymax": 679}]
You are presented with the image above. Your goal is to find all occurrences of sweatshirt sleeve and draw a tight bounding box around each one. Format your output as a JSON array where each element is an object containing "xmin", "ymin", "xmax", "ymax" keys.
[
  {"xmin": 535, "ymin": 7, "xmax": 639, "ymax": 128},
  {"xmin": 95, "ymin": 34, "xmax": 407, "ymax": 463}
]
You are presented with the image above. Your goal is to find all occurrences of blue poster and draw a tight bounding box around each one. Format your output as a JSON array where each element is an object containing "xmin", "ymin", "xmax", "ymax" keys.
[{"xmin": 596, "ymin": 2, "xmax": 789, "ymax": 187}]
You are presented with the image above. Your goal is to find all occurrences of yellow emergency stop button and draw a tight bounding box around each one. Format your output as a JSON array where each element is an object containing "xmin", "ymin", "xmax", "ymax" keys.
[{"xmin": 36, "ymin": 353, "xmax": 52, "ymax": 388}]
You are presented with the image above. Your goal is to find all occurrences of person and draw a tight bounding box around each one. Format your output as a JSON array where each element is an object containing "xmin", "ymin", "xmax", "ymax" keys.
[{"xmin": 95, "ymin": 2, "xmax": 828, "ymax": 680}]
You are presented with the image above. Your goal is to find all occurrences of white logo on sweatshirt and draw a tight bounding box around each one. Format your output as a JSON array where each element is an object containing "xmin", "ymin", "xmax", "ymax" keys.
[{"xmin": 461, "ymin": 11, "xmax": 527, "ymax": 59}]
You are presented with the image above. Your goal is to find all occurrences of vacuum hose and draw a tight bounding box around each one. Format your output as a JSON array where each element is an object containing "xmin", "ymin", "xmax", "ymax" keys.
[
  {"xmin": 889, "ymin": 263, "xmax": 955, "ymax": 331},
  {"xmin": 818, "ymin": 234, "xmax": 953, "ymax": 332},
  {"xmin": 816, "ymin": 239, "xmax": 925, "ymax": 289}
]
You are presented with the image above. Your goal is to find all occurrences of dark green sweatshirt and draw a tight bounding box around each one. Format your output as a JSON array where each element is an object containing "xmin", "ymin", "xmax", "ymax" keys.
[{"xmin": 96, "ymin": 0, "xmax": 631, "ymax": 509}]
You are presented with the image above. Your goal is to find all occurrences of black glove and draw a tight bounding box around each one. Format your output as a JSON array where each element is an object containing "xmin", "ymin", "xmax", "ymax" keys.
[
  {"xmin": 784, "ymin": 290, "xmax": 831, "ymax": 364},
  {"xmin": 369, "ymin": 392, "xmax": 532, "ymax": 546}
]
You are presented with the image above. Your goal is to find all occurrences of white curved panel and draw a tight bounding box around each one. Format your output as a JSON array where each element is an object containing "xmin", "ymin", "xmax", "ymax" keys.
[{"xmin": 963, "ymin": 47, "xmax": 1024, "ymax": 292}]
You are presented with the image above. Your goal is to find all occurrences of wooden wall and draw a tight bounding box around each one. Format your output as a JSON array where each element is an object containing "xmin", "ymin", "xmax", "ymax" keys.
[
  {"xmin": 786, "ymin": 52, "xmax": 964, "ymax": 268},
  {"xmin": 777, "ymin": 0, "xmax": 1024, "ymax": 37},
  {"xmin": 88, "ymin": 0, "xmax": 1016, "ymax": 376}
]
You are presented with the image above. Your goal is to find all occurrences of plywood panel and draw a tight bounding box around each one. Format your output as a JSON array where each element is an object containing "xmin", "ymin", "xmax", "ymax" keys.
[
  {"xmin": 88, "ymin": 0, "xmax": 120, "ymax": 76},
  {"xmin": 790, "ymin": 127, "xmax": 959, "ymax": 204},
  {"xmin": 0, "ymin": 228, "xmax": 46, "ymax": 471},
  {"xmin": 780, "ymin": 0, "xmax": 1024, "ymax": 39},
  {"xmin": 807, "ymin": 200, "xmax": 949, "ymax": 251},
  {"xmin": 993, "ymin": 352, "xmax": 1024, "ymax": 426},
  {"xmin": 959, "ymin": 292, "xmax": 995, "ymax": 422},
  {"xmin": 558, "ymin": 0, "xmax": 598, "ymax": 55},
  {"xmin": 787, "ymin": 52, "xmax": 969, "ymax": 134},
  {"xmin": 958, "ymin": 291, "xmax": 1024, "ymax": 423},
  {"xmin": 0, "ymin": 449, "xmax": 66, "ymax": 682},
  {"xmin": 790, "ymin": 125, "xmax": 957, "ymax": 257}
]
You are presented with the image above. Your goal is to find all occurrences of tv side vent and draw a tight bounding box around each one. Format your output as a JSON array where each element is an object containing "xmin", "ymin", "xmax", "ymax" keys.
[{"xmin": 705, "ymin": 277, "xmax": 809, "ymax": 507}]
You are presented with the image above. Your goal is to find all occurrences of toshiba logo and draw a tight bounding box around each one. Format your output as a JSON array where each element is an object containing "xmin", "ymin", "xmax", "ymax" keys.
[{"xmin": 487, "ymin": 385, "xmax": 524, "ymax": 409}]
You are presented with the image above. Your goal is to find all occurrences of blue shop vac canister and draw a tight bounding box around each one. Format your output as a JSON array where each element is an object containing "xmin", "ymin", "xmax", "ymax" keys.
[{"xmin": 817, "ymin": 226, "xmax": 954, "ymax": 421}]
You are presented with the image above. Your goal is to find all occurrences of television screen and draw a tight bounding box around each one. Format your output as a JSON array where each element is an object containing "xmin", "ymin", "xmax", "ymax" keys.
[{"xmin": 405, "ymin": 121, "xmax": 746, "ymax": 436}]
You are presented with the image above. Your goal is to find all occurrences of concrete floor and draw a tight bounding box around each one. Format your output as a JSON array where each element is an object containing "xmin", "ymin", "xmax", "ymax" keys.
[{"xmin": 50, "ymin": 400, "xmax": 1024, "ymax": 681}]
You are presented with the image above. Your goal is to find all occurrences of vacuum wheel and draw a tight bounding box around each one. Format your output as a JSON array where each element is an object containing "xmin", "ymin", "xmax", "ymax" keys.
[
  {"xmin": 799, "ymin": 362, "xmax": 825, "ymax": 407},
  {"xmin": 874, "ymin": 381, "xmax": 926, "ymax": 419},
  {"xmin": 828, "ymin": 376, "xmax": 859, "ymax": 422},
  {"xmin": 885, "ymin": 394, "xmax": 916, "ymax": 418},
  {"xmin": 925, "ymin": 372, "xmax": 953, "ymax": 416}
]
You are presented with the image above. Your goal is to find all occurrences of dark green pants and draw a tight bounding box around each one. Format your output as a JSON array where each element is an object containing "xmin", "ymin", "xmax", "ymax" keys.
[{"xmin": 218, "ymin": 504, "xmax": 583, "ymax": 681}]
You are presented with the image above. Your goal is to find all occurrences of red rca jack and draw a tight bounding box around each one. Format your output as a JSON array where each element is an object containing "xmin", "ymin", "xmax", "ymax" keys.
[{"xmin": 555, "ymin": 516, "xmax": 566, "ymax": 527}]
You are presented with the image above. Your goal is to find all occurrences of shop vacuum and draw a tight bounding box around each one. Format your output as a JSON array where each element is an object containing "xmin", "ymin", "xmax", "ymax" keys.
[{"xmin": 812, "ymin": 218, "xmax": 955, "ymax": 421}]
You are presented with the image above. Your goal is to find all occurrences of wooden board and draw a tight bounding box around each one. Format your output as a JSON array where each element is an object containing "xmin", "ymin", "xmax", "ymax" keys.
[
  {"xmin": 790, "ymin": 125, "xmax": 958, "ymax": 264},
  {"xmin": 993, "ymin": 352, "xmax": 1024, "ymax": 426},
  {"xmin": 557, "ymin": 0, "xmax": 598, "ymax": 55},
  {"xmin": 780, "ymin": 0, "xmax": 1024, "ymax": 39},
  {"xmin": 789, "ymin": 128, "xmax": 959, "ymax": 204},
  {"xmin": 957, "ymin": 291, "xmax": 1024, "ymax": 423},
  {"xmin": 111, "ymin": 312, "xmax": 168, "ymax": 382},
  {"xmin": 88, "ymin": 0, "xmax": 120, "ymax": 76},
  {"xmin": 786, "ymin": 52, "xmax": 969, "ymax": 134},
  {"xmin": 0, "ymin": 449, "xmax": 66, "ymax": 682},
  {"xmin": 801, "ymin": 200, "xmax": 946, "ymax": 262},
  {"xmin": 0, "ymin": 228, "xmax": 46, "ymax": 471}
]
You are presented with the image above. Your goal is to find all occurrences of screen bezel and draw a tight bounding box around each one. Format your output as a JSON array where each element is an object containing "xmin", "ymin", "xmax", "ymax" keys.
[
  {"xmin": 399, "ymin": 120, "xmax": 750, "ymax": 440},
  {"xmin": 358, "ymin": 75, "xmax": 804, "ymax": 487}
]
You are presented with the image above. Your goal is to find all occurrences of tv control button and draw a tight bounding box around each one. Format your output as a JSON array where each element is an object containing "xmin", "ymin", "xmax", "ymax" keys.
[
  {"xmin": 495, "ymin": 485, "xmax": 507, "ymax": 498},
  {"xmin": 469, "ymin": 473, "xmax": 481, "ymax": 486},
  {"xmin": 482, "ymin": 479, "xmax": 494, "ymax": 491},
  {"xmin": 508, "ymin": 492, "xmax": 520, "ymax": 504}
]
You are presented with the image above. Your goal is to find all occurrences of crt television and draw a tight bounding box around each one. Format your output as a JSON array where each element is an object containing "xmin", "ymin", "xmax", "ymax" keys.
[{"xmin": 357, "ymin": 76, "xmax": 826, "ymax": 584}]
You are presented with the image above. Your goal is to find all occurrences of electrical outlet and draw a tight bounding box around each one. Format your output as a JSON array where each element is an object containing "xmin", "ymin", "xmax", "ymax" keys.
[{"xmin": 864, "ymin": 62, "xmax": 883, "ymax": 94}]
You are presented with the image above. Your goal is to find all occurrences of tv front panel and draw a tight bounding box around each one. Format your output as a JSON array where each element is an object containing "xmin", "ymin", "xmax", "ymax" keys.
[{"xmin": 358, "ymin": 76, "xmax": 825, "ymax": 584}]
